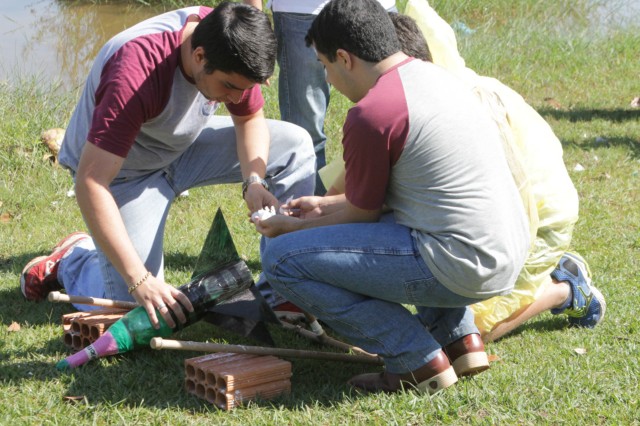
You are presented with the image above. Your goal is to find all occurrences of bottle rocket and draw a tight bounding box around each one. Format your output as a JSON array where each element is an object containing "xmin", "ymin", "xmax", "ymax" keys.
[{"xmin": 56, "ymin": 260, "xmax": 253, "ymax": 370}]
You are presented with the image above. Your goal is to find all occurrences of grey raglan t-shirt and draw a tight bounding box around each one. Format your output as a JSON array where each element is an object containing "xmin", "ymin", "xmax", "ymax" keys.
[
  {"xmin": 59, "ymin": 6, "xmax": 264, "ymax": 178},
  {"xmin": 343, "ymin": 58, "xmax": 530, "ymax": 299}
]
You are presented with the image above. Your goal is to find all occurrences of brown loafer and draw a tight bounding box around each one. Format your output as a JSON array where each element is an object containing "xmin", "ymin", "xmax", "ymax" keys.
[
  {"xmin": 443, "ymin": 333, "xmax": 489, "ymax": 377},
  {"xmin": 348, "ymin": 350, "xmax": 458, "ymax": 395}
]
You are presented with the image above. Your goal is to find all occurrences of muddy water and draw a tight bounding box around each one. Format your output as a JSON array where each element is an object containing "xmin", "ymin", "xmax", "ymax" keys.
[
  {"xmin": 0, "ymin": 0, "xmax": 163, "ymax": 92},
  {"xmin": 0, "ymin": 0, "xmax": 638, "ymax": 93}
]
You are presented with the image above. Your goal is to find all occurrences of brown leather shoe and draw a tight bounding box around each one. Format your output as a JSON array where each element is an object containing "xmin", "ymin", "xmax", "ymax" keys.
[
  {"xmin": 443, "ymin": 333, "xmax": 489, "ymax": 377},
  {"xmin": 347, "ymin": 350, "xmax": 458, "ymax": 395}
]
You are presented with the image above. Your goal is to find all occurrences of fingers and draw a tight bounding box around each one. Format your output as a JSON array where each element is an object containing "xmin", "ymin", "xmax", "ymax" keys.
[
  {"xmin": 146, "ymin": 301, "xmax": 175, "ymax": 329},
  {"xmin": 172, "ymin": 288, "xmax": 194, "ymax": 313},
  {"xmin": 146, "ymin": 295, "xmax": 193, "ymax": 330},
  {"xmin": 286, "ymin": 197, "xmax": 303, "ymax": 208}
]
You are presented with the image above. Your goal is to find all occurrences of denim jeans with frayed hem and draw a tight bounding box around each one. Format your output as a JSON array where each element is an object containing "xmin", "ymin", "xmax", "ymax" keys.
[{"xmin": 261, "ymin": 218, "xmax": 481, "ymax": 374}]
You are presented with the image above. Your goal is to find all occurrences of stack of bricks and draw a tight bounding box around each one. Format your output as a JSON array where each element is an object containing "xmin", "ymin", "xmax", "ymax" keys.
[
  {"xmin": 184, "ymin": 352, "xmax": 292, "ymax": 410},
  {"xmin": 61, "ymin": 308, "xmax": 128, "ymax": 351}
]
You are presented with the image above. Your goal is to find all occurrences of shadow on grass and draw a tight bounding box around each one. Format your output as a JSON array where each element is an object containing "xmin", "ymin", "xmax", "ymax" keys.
[
  {"xmin": 491, "ymin": 314, "xmax": 570, "ymax": 342},
  {"xmin": 52, "ymin": 353, "xmax": 366, "ymax": 412},
  {"xmin": 555, "ymin": 134, "xmax": 640, "ymax": 158},
  {"xmin": 536, "ymin": 107, "xmax": 640, "ymax": 158},
  {"xmin": 1, "ymin": 280, "xmax": 367, "ymax": 411},
  {"xmin": 538, "ymin": 107, "xmax": 640, "ymax": 123}
]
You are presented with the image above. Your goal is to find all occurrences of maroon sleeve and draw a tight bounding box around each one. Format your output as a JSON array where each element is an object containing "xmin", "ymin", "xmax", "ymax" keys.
[
  {"xmin": 226, "ymin": 84, "xmax": 265, "ymax": 116},
  {"xmin": 343, "ymin": 69, "xmax": 409, "ymax": 210},
  {"xmin": 87, "ymin": 35, "xmax": 177, "ymax": 158}
]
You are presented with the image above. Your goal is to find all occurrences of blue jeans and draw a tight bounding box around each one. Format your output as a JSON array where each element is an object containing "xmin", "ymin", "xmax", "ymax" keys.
[
  {"xmin": 261, "ymin": 218, "xmax": 482, "ymax": 374},
  {"xmin": 59, "ymin": 117, "xmax": 316, "ymax": 310},
  {"xmin": 273, "ymin": 12, "xmax": 329, "ymax": 195}
]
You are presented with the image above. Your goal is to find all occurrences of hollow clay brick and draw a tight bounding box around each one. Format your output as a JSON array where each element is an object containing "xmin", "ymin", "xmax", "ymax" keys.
[
  {"xmin": 220, "ymin": 378, "xmax": 292, "ymax": 410},
  {"xmin": 71, "ymin": 333, "xmax": 82, "ymax": 350},
  {"xmin": 63, "ymin": 331, "xmax": 75, "ymax": 348},
  {"xmin": 61, "ymin": 309, "xmax": 127, "ymax": 351},
  {"xmin": 79, "ymin": 315, "xmax": 122, "ymax": 340},
  {"xmin": 215, "ymin": 357, "xmax": 292, "ymax": 392},
  {"xmin": 185, "ymin": 353, "xmax": 257, "ymax": 382},
  {"xmin": 61, "ymin": 308, "xmax": 127, "ymax": 329},
  {"xmin": 184, "ymin": 353, "xmax": 292, "ymax": 410}
]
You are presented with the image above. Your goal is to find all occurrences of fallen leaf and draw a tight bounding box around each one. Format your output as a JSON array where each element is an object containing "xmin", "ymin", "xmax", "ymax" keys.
[
  {"xmin": 631, "ymin": 97, "xmax": 640, "ymax": 108},
  {"xmin": 598, "ymin": 173, "xmax": 611, "ymax": 180},
  {"xmin": 0, "ymin": 212, "xmax": 12, "ymax": 223},
  {"xmin": 574, "ymin": 347, "xmax": 587, "ymax": 355},
  {"xmin": 63, "ymin": 395, "xmax": 86, "ymax": 404},
  {"xmin": 41, "ymin": 128, "xmax": 65, "ymax": 155},
  {"xmin": 487, "ymin": 354, "xmax": 501, "ymax": 363},
  {"xmin": 544, "ymin": 97, "xmax": 563, "ymax": 110},
  {"xmin": 574, "ymin": 163, "xmax": 585, "ymax": 172},
  {"xmin": 7, "ymin": 322, "xmax": 20, "ymax": 332}
]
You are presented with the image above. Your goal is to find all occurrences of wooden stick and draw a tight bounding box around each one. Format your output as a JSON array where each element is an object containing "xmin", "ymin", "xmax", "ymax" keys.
[
  {"xmin": 151, "ymin": 337, "xmax": 383, "ymax": 365},
  {"xmin": 278, "ymin": 320, "xmax": 376, "ymax": 357},
  {"xmin": 48, "ymin": 291, "xmax": 138, "ymax": 310},
  {"xmin": 50, "ymin": 292, "xmax": 380, "ymax": 361}
]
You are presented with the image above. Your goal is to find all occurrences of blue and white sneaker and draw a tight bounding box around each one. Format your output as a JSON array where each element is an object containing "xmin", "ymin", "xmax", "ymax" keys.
[{"xmin": 550, "ymin": 252, "xmax": 606, "ymax": 328}]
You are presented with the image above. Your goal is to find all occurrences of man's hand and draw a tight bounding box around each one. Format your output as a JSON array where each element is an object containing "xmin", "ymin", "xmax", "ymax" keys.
[
  {"xmin": 282, "ymin": 196, "xmax": 326, "ymax": 219},
  {"xmin": 253, "ymin": 214, "xmax": 301, "ymax": 238},
  {"xmin": 244, "ymin": 182, "xmax": 279, "ymax": 214}
]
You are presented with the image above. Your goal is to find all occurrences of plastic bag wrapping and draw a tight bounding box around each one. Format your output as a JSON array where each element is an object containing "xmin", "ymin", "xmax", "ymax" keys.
[
  {"xmin": 318, "ymin": 155, "xmax": 345, "ymax": 193},
  {"xmin": 467, "ymin": 76, "xmax": 578, "ymax": 332},
  {"xmin": 318, "ymin": 0, "xmax": 580, "ymax": 333},
  {"xmin": 403, "ymin": 0, "xmax": 579, "ymax": 333}
]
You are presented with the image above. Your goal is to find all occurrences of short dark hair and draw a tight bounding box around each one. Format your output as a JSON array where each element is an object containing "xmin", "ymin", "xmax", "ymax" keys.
[
  {"xmin": 389, "ymin": 12, "xmax": 432, "ymax": 62},
  {"xmin": 192, "ymin": 2, "xmax": 276, "ymax": 83},
  {"xmin": 305, "ymin": 0, "xmax": 401, "ymax": 63}
]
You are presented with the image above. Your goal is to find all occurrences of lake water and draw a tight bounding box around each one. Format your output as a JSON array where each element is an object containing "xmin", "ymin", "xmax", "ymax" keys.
[
  {"xmin": 0, "ymin": 0, "xmax": 163, "ymax": 92},
  {"xmin": 0, "ymin": 0, "xmax": 638, "ymax": 93}
]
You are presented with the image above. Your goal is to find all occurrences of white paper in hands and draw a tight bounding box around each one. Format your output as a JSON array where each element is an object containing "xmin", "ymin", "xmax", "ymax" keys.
[{"xmin": 251, "ymin": 206, "xmax": 276, "ymax": 223}]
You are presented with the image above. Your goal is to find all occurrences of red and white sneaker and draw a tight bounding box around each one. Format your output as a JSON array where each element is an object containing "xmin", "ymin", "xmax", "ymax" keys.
[
  {"xmin": 20, "ymin": 232, "xmax": 91, "ymax": 301},
  {"xmin": 272, "ymin": 301, "xmax": 303, "ymax": 314}
]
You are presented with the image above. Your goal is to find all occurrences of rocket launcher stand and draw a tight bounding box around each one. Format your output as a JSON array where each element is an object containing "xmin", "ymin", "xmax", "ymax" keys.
[
  {"xmin": 56, "ymin": 208, "xmax": 254, "ymax": 371},
  {"xmin": 56, "ymin": 259, "xmax": 254, "ymax": 370}
]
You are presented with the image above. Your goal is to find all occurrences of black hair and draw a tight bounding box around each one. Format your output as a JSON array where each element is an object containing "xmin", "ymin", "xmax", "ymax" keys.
[
  {"xmin": 305, "ymin": 0, "xmax": 401, "ymax": 63},
  {"xmin": 389, "ymin": 12, "xmax": 432, "ymax": 62},
  {"xmin": 191, "ymin": 2, "xmax": 276, "ymax": 82}
]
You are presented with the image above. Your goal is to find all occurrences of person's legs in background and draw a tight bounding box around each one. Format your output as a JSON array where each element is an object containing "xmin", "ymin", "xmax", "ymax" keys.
[{"xmin": 274, "ymin": 12, "xmax": 329, "ymax": 195}]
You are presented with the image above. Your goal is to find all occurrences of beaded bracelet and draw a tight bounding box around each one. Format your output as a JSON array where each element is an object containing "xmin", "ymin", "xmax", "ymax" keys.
[{"xmin": 128, "ymin": 271, "xmax": 151, "ymax": 294}]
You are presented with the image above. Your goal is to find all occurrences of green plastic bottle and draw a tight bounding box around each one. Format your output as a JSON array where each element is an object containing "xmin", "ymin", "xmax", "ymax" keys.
[{"xmin": 113, "ymin": 259, "xmax": 253, "ymax": 348}]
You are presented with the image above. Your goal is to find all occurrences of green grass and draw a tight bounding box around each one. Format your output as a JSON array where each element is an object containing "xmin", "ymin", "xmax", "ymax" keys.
[{"xmin": 1, "ymin": 0, "xmax": 640, "ymax": 424}]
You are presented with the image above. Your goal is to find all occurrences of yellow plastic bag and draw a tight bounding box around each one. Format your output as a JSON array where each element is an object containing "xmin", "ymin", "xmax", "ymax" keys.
[{"xmin": 404, "ymin": 0, "xmax": 579, "ymax": 333}]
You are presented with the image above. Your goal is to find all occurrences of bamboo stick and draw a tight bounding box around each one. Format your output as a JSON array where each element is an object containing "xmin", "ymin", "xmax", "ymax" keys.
[
  {"xmin": 151, "ymin": 337, "xmax": 383, "ymax": 365},
  {"xmin": 51, "ymin": 292, "xmax": 381, "ymax": 363},
  {"xmin": 278, "ymin": 320, "xmax": 376, "ymax": 357},
  {"xmin": 48, "ymin": 291, "xmax": 138, "ymax": 310}
]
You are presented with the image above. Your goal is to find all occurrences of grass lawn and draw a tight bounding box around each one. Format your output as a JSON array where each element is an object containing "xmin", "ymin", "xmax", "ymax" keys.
[{"xmin": 1, "ymin": 0, "xmax": 639, "ymax": 424}]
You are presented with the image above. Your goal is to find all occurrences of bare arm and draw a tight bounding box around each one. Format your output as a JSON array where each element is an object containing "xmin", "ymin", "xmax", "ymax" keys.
[
  {"xmin": 255, "ymin": 194, "xmax": 382, "ymax": 237},
  {"xmin": 243, "ymin": 0, "xmax": 263, "ymax": 11},
  {"xmin": 75, "ymin": 143, "xmax": 193, "ymax": 329},
  {"xmin": 232, "ymin": 108, "xmax": 278, "ymax": 213}
]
